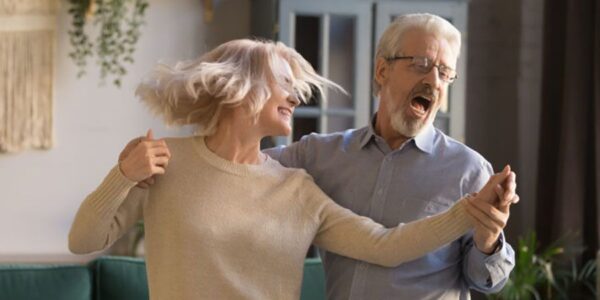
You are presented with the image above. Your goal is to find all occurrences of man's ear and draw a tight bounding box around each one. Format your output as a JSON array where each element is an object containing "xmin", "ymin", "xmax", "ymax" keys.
[{"xmin": 374, "ymin": 57, "xmax": 389, "ymax": 86}]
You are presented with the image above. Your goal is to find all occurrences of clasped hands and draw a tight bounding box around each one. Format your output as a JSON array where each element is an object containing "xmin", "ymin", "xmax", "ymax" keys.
[{"xmin": 466, "ymin": 166, "xmax": 519, "ymax": 254}]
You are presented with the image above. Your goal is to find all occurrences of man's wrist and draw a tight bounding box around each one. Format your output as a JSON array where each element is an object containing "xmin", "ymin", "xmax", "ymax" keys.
[{"xmin": 480, "ymin": 236, "xmax": 504, "ymax": 255}]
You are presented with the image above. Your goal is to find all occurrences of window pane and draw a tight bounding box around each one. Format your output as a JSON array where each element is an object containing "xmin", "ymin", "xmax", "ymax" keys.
[
  {"xmin": 328, "ymin": 15, "xmax": 355, "ymax": 110},
  {"xmin": 293, "ymin": 117, "xmax": 319, "ymax": 141},
  {"xmin": 295, "ymin": 15, "xmax": 321, "ymax": 108}
]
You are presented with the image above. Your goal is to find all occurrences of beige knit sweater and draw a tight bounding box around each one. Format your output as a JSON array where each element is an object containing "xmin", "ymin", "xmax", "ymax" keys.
[{"xmin": 69, "ymin": 136, "xmax": 473, "ymax": 300}]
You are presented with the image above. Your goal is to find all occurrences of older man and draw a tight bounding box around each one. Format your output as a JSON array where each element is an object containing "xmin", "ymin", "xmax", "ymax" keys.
[{"xmin": 266, "ymin": 13, "xmax": 516, "ymax": 299}]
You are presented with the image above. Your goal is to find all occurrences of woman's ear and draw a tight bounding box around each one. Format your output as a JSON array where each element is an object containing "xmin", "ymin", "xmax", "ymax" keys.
[{"xmin": 374, "ymin": 57, "xmax": 390, "ymax": 87}]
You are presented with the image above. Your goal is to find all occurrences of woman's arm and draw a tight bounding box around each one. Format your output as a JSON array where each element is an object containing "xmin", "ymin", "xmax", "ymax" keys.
[
  {"xmin": 68, "ymin": 131, "xmax": 171, "ymax": 254},
  {"xmin": 68, "ymin": 166, "xmax": 145, "ymax": 254},
  {"xmin": 308, "ymin": 171, "xmax": 510, "ymax": 267}
]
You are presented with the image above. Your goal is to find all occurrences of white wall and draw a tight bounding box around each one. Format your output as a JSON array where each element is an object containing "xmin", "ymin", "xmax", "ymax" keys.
[{"xmin": 0, "ymin": 0, "xmax": 250, "ymax": 262}]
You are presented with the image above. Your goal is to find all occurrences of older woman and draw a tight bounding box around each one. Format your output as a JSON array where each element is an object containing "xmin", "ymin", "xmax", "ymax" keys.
[{"xmin": 69, "ymin": 39, "xmax": 514, "ymax": 299}]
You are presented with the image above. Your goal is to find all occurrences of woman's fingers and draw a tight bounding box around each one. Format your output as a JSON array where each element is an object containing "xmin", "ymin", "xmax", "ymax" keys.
[{"xmin": 466, "ymin": 197, "xmax": 508, "ymax": 231}]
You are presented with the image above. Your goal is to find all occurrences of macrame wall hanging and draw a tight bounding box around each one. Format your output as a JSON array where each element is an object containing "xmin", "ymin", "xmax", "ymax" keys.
[{"xmin": 0, "ymin": 0, "xmax": 56, "ymax": 153}]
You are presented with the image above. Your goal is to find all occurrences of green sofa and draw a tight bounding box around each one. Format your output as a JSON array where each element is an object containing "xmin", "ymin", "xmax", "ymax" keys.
[{"xmin": 0, "ymin": 256, "xmax": 326, "ymax": 300}]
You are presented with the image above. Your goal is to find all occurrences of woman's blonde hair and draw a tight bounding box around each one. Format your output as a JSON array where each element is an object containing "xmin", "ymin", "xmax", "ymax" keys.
[{"xmin": 136, "ymin": 39, "xmax": 343, "ymax": 135}]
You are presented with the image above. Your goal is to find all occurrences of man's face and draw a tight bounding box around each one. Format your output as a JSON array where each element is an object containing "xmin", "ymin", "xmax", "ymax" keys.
[{"xmin": 375, "ymin": 28, "xmax": 458, "ymax": 138}]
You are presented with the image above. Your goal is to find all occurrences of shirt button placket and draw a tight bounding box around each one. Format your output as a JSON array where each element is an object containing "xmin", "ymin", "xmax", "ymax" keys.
[
  {"xmin": 371, "ymin": 155, "xmax": 393, "ymax": 220},
  {"xmin": 350, "ymin": 155, "xmax": 392, "ymax": 300}
]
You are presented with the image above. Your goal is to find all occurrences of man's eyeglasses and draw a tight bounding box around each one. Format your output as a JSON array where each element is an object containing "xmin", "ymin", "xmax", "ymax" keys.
[{"xmin": 386, "ymin": 56, "xmax": 458, "ymax": 83}]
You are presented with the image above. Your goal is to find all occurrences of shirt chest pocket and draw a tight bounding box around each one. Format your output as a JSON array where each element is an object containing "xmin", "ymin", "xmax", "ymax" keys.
[{"xmin": 423, "ymin": 196, "xmax": 455, "ymax": 215}]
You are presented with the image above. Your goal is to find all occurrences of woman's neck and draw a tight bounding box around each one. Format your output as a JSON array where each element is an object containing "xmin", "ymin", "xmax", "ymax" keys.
[{"xmin": 204, "ymin": 115, "xmax": 265, "ymax": 165}]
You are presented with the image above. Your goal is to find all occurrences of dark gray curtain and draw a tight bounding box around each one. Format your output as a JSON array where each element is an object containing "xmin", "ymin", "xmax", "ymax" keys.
[{"xmin": 535, "ymin": 0, "xmax": 600, "ymax": 263}]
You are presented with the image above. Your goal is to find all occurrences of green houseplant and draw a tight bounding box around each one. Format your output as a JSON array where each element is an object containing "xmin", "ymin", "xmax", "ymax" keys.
[
  {"xmin": 67, "ymin": 0, "xmax": 149, "ymax": 87},
  {"xmin": 488, "ymin": 232, "xmax": 597, "ymax": 300}
]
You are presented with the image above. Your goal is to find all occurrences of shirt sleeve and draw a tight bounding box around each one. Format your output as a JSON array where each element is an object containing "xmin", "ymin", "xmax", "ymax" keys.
[
  {"xmin": 302, "ymin": 175, "xmax": 474, "ymax": 267},
  {"xmin": 461, "ymin": 160, "xmax": 516, "ymax": 293},
  {"xmin": 68, "ymin": 165, "xmax": 147, "ymax": 254},
  {"xmin": 262, "ymin": 135, "xmax": 313, "ymax": 169}
]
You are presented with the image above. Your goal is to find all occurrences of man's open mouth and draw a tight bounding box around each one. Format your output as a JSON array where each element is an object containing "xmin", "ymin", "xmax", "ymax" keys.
[{"xmin": 410, "ymin": 96, "xmax": 432, "ymax": 115}]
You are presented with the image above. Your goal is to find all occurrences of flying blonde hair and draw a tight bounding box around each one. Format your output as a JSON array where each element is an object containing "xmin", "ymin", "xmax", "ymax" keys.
[{"xmin": 136, "ymin": 39, "xmax": 343, "ymax": 135}]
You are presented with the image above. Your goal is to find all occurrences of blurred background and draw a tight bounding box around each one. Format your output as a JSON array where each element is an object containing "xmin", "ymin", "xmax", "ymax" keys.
[{"xmin": 0, "ymin": 0, "xmax": 598, "ymax": 298}]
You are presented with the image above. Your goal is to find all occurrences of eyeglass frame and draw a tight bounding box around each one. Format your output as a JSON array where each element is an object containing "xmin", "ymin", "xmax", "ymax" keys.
[{"xmin": 385, "ymin": 56, "xmax": 458, "ymax": 83}]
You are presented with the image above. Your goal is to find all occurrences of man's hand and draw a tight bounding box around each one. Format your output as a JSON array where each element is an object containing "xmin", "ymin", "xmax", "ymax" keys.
[
  {"xmin": 466, "ymin": 167, "xmax": 519, "ymax": 254},
  {"xmin": 118, "ymin": 129, "xmax": 171, "ymax": 188}
]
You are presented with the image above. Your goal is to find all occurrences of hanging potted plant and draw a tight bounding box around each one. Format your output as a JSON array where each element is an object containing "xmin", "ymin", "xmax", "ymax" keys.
[{"xmin": 67, "ymin": 0, "xmax": 149, "ymax": 87}]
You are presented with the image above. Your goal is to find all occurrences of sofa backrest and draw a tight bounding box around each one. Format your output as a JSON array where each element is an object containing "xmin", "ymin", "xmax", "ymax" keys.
[
  {"xmin": 0, "ymin": 256, "xmax": 326, "ymax": 300},
  {"xmin": 0, "ymin": 264, "xmax": 91, "ymax": 300},
  {"xmin": 93, "ymin": 256, "xmax": 148, "ymax": 300}
]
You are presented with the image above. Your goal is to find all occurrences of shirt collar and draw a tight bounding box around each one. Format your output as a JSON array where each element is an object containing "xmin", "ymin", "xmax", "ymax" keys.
[
  {"xmin": 358, "ymin": 114, "xmax": 435, "ymax": 154},
  {"xmin": 413, "ymin": 124, "xmax": 435, "ymax": 154}
]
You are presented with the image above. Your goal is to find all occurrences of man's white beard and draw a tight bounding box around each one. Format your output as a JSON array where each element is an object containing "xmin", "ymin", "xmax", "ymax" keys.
[{"xmin": 388, "ymin": 102, "xmax": 434, "ymax": 138}]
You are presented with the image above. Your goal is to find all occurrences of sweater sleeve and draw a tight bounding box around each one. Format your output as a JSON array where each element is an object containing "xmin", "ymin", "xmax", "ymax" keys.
[
  {"xmin": 305, "ymin": 177, "xmax": 473, "ymax": 267},
  {"xmin": 68, "ymin": 165, "xmax": 147, "ymax": 254}
]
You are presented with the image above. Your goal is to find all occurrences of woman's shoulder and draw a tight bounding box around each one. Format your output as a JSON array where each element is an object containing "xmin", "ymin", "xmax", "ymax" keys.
[
  {"xmin": 161, "ymin": 136, "xmax": 198, "ymax": 151},
  {"xmin": 264, "ymin": 159, "xmax": 318, "ymax": 189}
]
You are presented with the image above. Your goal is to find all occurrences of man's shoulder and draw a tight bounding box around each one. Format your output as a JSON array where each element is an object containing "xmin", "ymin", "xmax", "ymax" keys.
[
  {"xmin": 432, "ymin": 129, "xmax": 490, "ymax": 168},
  {"xmin": 298, "ymin": 127, "xmax": 367, "ymax": 149}
]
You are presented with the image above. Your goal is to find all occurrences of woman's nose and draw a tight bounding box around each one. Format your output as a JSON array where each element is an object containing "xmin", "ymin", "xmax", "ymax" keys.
[{"xmin": 288, "ymin": 93, "xmax": 301, "ymax": 107}]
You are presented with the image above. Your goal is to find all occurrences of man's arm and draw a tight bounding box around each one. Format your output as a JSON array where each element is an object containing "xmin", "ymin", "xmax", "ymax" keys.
[
  {"xmin": 263, "ymin": 135, "xmax": 312, "ymax": 168},
  {"xmin": 461, "ymin": 161, "xmax": 516, "ymax": 293}
]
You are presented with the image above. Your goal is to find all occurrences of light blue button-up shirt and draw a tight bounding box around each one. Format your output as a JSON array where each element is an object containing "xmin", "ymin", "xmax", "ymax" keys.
[{"xmin": 265, "ymin": 121, "xmax": 515, "ymax": 300}]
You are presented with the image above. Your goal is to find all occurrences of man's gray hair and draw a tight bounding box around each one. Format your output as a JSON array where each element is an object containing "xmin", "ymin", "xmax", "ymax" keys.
[{"xmin": 373, "ymin": 13, "xmax": 461, "ymax": 95}]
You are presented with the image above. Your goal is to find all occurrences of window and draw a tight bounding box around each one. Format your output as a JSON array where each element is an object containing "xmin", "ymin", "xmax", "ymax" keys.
[
  {"xmin": 277, "ymin": 1, "xmax": 372, "ymax": 146},
  {"xmin": 279, "ymin": 0, "xmax": 468, "ymax": 143}
]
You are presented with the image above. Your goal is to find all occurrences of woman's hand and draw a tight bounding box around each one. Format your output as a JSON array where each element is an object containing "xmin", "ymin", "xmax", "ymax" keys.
[{"xmin": 118, "ymin": 129, "xmax": 171, "ymax": 187}]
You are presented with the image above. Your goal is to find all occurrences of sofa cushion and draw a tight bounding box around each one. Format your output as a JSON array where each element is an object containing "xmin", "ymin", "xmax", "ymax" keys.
[
  {"xmin": 92, "ymin": 256, "xmax": 148, "ymax": 300},
  {"xmin": 0, "ymin": 264, "xmax": 91, "ymax": 300}
]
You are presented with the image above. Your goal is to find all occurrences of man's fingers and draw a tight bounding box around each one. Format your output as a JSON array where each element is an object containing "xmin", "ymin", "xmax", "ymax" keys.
[
  {"xmin": 465, "ymin": 201, "xmax": 499, "ymax": 232},
  {"xmin": 136, "ymin": 176, "xmax": 156, "ymax": 189},
  {"xmin": 149, "ymin": 145, "xmax": 171, "ymax": 158},
  {"xmin": 498, "ymin": 194, "xmax": 519, "ymax": 212},
  {"xmin": 152, "ymin": 156, "xmax": 170, "ymax": 168},
  {"xmin": 136, "ymin": 181, "xmax": 150, "ymax": 189},
  {"xmin": 511, "ymin": 194, "xmax": 520, "ymax": 204},
  {"xmin": 151, "ymin": 165, "xmax": 166, "ymax": 175},
  {"xmin": 141, "ymin": 139, "xmax": 169, "ymax": 150},
  {"xmin": 119, "ymin": 136, "xmax": 145, "ymax": 162},
  {"xmin": 145, "ymin": 176, "xmax": 155, "ymax": 185},
  {"xmin": 494, "ymin": 185, "xmax": 504, "ymax": 201},
  {"xmin": 488, "ymin": 165, "xmax": 511, "ymax": 187}
]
